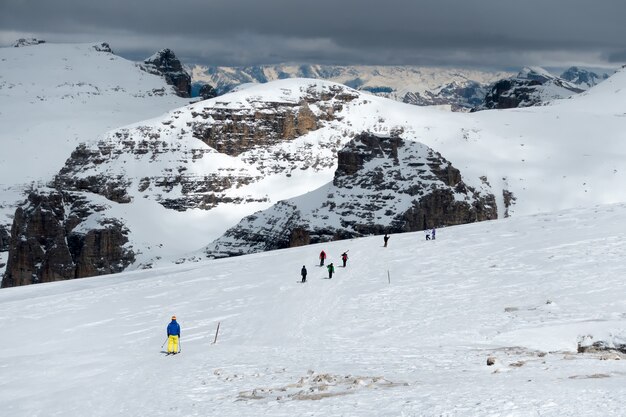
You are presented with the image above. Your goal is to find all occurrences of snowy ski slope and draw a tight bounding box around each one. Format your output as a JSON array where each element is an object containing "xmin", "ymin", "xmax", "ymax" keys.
[{"xmin": 1, "ymin": 203, "xmax": 624, "ymax": 416}]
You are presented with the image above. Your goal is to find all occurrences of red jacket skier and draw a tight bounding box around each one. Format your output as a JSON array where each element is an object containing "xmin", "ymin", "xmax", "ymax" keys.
[{"xmin": 319, "ymin": 250, "xmax": 327, "ymax": 266}]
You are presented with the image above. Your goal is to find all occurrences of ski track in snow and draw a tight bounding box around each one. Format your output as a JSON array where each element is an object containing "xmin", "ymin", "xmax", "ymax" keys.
[{"xmin": 1, "ymin": 204, "xmax": 625, "ymax": 416}]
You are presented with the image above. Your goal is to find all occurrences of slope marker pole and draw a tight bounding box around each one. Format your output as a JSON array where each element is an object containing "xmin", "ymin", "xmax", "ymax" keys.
[{"xmin": 212, "ymin": 321, "xmax": 221, "ymax": 345}]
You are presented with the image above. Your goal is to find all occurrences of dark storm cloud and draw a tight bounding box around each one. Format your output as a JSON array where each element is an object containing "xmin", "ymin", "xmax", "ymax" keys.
[
  {"xmin": 1, "ymin": 0, "xmax": 624, "ymax": 68},
  {"xmin": 608, "ymin": 50, "xmax": 626, "ymax": 63}
]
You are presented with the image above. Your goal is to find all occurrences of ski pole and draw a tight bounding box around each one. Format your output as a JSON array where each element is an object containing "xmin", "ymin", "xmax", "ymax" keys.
[
  {"xmin": 178, "ymin": 338, "xmax": 181, "ymax": 354},
  {"xmin": 161, "ymin": 337, "xmax": 168, "ymax": 348}
]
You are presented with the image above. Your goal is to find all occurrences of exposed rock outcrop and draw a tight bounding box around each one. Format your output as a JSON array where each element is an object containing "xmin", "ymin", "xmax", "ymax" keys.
[
  {"xmin": 198, "ymin": 84, "xmax": 217, "ymax": 100},
  {"xmin": 13, "ymin": 38, "xmax": 46, "ymax": 47},
  {"xmin": 92, "ymin": 42, "xmax": 112, "ymax": 53},
  {"xmin": 205, "ymin": 132, "xmax": 497, "ymax": 258},
  {"xmin": 1, "ymin": 190, "xmax": 135, "ymax": 288},
  {"xmin": 140, "ymin": 49, "xmax": 191, "ymax": 98}
]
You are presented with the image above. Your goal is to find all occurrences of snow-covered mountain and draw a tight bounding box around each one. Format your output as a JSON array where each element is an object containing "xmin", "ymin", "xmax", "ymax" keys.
[
  {"xmin": 4, "ymin": 64, "xmax": 626, "ymax": 286},
  {"xmin": 560, "ymin": 66, "xmax": 610, "ymax": 89},
  {"xmin": 0, "ymin": 41, "xmax": 188, "ymax": 187},
  {"xmin": 474, "ymin": 66, "xmax": 584, "ymax": 110},
  {"xmin": 205, "ymin": 132, "xmax": 497, "ymax": 258},
  {"xmin": 1, "ymin": 203, "xmax": 625, "ymax": 416},
  {"xmin": 0, "ymin": 41, "xmax": 190, "ymax": 276},
  {"xmin": 189, "ymin": 64, "xmax": 511, "ymax": 111},
  {"xmin": 204, "ymin": 69, "xmax": 626, "ymax": 258},
  {"xmin": 2, "ymin": 81, "xmax": 364, "ymax": 286}
]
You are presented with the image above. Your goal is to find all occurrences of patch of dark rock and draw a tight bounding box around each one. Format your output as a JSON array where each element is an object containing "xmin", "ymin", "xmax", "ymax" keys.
[{"xmin": 578, "ymin": 340, "xmax": 626, "ymax": 355}]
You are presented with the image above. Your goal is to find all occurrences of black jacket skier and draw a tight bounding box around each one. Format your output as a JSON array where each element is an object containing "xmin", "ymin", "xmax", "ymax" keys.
[{"xmin": 301, "ymin": 265, "xmax": 307, "ymax": 283}]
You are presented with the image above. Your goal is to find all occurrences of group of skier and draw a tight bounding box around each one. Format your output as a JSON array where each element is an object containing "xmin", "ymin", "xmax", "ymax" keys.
[
  {"xmin": 166, "ymin": 228, "xmax": 439, "ymax": 353},
  {"xmin": 301, "ymin": 250, "xmax": 349, "ymax": 282},
  {"xmin": 301, "ymin": 228, "xmax": 437, "ymax": 283}
]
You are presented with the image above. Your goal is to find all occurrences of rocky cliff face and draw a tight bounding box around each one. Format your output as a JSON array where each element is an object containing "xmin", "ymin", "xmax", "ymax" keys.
[
  {"xmin": 141, "ymin": 49, "xmax": 192, "ymax": 98},
  {"xmin": 1, "ymin": 190, "xmax": 134, "ymax": 288},
  {"xmin": 204, "ymin": 132, "xmax": 497, "ymax": 258}
]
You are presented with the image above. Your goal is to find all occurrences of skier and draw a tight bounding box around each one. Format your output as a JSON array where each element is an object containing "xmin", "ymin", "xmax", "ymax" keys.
[
  {"xmin": 319, "ymin": 250, "xmax": 327, "ymax": 266},
  {"xmin": 166, "ymin": 315, "xmax": 181, "ymax": 354},
  {"xmin": 431, "ymin": 227, "xmax": 436, "ymax": 240},
  {"xmin": 425, "ymin": 231, "xmax": 431, "ymax": 240},
  {"xmin": 301, "ymin": 265, "xmax": 307, "ymax": 283},
  {"xmin": 327, "ymin": 262, "xmax": 335, "ymax": 279},
  {"xmin": 383, "ymin": 233, "xmax": 390, "ymax": 247},
  {"xmin": 341, "ymin": 252, "xmax": 348, "ymax": 267}
]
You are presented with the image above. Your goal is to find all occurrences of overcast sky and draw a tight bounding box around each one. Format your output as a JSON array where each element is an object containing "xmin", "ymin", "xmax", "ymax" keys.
[{"xmin": 1, "ymin": 0, "xmax": 624, "ymax": 70}]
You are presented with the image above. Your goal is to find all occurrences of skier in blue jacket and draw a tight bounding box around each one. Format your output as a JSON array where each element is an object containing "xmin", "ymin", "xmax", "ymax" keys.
[{"xmin": 166, "ymin": 316, "xmax": 181, "ymax": 354}]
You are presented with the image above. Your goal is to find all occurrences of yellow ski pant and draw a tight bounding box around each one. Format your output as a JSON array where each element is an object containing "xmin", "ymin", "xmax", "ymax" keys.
[{"xmin": 167, "ymin": 335, "xmax": 179, "ymax": 353}]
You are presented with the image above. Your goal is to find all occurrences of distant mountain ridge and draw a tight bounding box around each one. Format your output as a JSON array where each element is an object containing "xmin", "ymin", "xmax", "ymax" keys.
[
  {"xmin": 560, "ymin": 66, "xmax": 609, "ymax": 89},
  {"xmin": 189, "ymin": 64, "xmax": 512, "ymax": 111},
  {"xmin": 189, "ymin": 63, "xmax": 612, "ymax": 112}
]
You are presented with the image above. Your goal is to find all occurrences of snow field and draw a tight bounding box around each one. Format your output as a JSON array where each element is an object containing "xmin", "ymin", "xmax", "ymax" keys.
[{"xmin": 0, "ymin": 203, "xmax": 625, "ymax": 416}]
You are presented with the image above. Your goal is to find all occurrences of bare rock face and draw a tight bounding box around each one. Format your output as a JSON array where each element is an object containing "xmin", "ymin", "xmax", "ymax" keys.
[
  {"xmin": 192, "ymin": 101, "xmax": 320, "ymax": 157},
  {"xmin": 198, "ymin": 84, "xmax": 217, "ymax": 100},
  {"xmin": 0, "ymin": 225, "xmax": 9, "ymax": 252},
  {"xmin": 92, "ymin": 42, "xmax": 112, "ymax": 53},
  {"xmin": 190, "ymin": 84, "xmax": 355, "ymax": 157},
  {"xmin": 1, "ymin": 190, "xmax": 135, "ymax": 288},
  {"xmin": 140, "ymin": 49, "xmax": 191, "ymax": 98},
  {"xmin": 205, "ymin": 132, "xmax": 497, "ymax": 258},
  {"xmin": 481, "ymin": 78, "xmax": 544, "ymax": 109}
]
